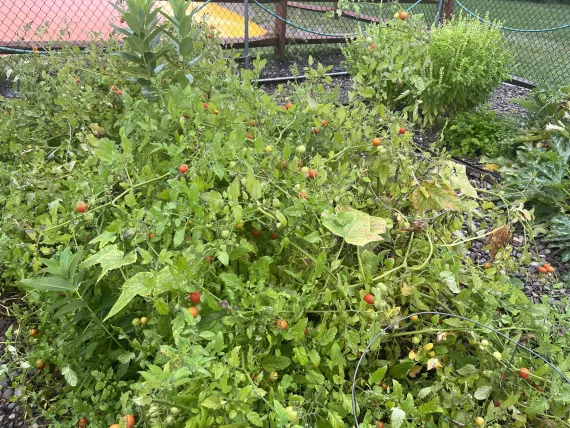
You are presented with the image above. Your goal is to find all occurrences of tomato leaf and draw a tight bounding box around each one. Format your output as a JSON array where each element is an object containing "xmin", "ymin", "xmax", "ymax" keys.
[
  {"xmin": 322, "ymin": 205, "xmax": 388, "ymax": 246},
  {"xmin": 61, "ymin": 366, "xmax": 78, "ymax": 387},
  {"xmin": 474, "ymin": 385, "xmax": 493, "ymax": 400},
  {"xmin": 391, "ymin": 407, "xmax": 406, "ymax": 428},
  {"xmin": 261, "ymin": 356, "xmax": 291, "ymax": 371}
]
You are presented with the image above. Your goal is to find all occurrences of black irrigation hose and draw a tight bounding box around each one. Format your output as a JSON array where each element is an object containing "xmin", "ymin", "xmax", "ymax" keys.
[{"xmin": 351, "ymin": 311, "xmax": 570, "ymax": 428}]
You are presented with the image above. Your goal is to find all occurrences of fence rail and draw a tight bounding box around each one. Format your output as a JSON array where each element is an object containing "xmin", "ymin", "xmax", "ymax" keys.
[{"xmin": 1, "ymin": 0, "xmax": 570, "ymax": 86}]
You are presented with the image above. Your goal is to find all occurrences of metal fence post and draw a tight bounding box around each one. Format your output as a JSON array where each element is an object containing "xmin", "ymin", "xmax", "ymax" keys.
[
  {"xmin": 435, "ymin": 0, "xmax": 445, "ymax": 27},
  {"xmin": 244, "ymin": 0, "xmax": 250, "ymax": 69}
]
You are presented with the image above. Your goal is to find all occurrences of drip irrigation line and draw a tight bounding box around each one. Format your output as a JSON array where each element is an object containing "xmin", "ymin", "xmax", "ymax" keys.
[
  {"xmin": 351, "ymin": 311, "xmax": 570, "ymax": 427},
  {"xmin": 454, "ymin": 0, "xmax": 570, "ymax": 33}
]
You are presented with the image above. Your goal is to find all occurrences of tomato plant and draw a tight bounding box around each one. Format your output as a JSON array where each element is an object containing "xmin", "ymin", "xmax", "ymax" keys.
[{"xmin": 0, "ymin": 1, "xmax": 569, "ymax": 427}]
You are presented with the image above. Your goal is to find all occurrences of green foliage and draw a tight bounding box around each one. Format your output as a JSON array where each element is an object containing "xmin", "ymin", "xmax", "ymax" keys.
[
  {"xmin": 498, "ymin": 86, "xmax": 570, "ymax": 263},
  {"xmin": 343, "ymin": 14, "xmax": 512, "ymax": 125},
  {"xmin": 439, "ymin": 108, "xmax": 518, "ymax": 158},
  {"xmin": 0, "ymin": 3, "xmax": 569, "ymax": 428}
]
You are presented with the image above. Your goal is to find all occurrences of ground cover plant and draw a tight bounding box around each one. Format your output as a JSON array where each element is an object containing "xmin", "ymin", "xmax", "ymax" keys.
[
  {"xmin": 1, "ymin": 1, "xmax": 570, "ymax": 427},
  {"xmin": 495, "ymin": 84, "xmax": 570, "ymax": 272},
  {"xmin": 437, "ymin": 107, "xmax": 519, "ymax": 159}
]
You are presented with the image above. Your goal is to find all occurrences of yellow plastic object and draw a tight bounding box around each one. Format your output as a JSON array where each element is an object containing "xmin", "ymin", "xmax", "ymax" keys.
[{"xmin": 157, "ymin": 1, "xmax": 268, "ymax": 38}]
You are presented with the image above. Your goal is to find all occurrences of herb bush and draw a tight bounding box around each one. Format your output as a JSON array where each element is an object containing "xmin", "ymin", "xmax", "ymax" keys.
[{"xmin": 343, "ymin": 14, "xmax": 512, "ymax": 126}]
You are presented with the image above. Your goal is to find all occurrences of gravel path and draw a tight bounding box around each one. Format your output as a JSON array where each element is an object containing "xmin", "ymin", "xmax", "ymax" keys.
[{"xmin": 0, "ymin": 295, "xmax": 29, "ymax": 428}]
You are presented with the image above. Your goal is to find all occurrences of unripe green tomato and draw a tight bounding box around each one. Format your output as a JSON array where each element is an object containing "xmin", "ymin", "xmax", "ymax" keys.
[
  {"xmin": 276, "ymin": 222, "xmax": 283, "ymax": 230},
  {"xmin": 140, "ymin": 316, "xmax": 149, "ymax": 325},
  {"xmin": 241, "ymin": 178, "xmax": 247, "ymax": 186},
  {"xmin": 84, "ymin": 212, "xmax": 94, "ymax": 222},
  {"xmin": 480, "ymin": 339, "xmax": 489, "ymax": 347},
  {"xmin": 170, "ymin": 407, "xmax": 181, "ymax": 415},
  {"xmin": 261, "ymin": 182, "xmax": 268, "ymax": 190},
  {"xmin": 273, "ymin": 198, "xmax": 281, "ymax": 208},
  {"xmin": 294, "ymin": 184, "xmax": 301, "ymax": 190},
  {"xmin": 301, "ymin": 166, "xmax": 309, "ymax": 174},
  {"xmin": 229, "ymin": 161, "xmax": 236, "ymax": 168},
  {"xmin": 296, "ymin": 145, "xmax": 306, "ymax": 154},
  {"xmin": 377, "ymin": 146, "xmax": 387, "ymax": 154},
  {"xmin": 412, "ymin": 336, "xmax": 421, "ymax": 345},
  {"xmin": 165, "ymin": 415, "xmax": 175, "ymax": 425},
  {"xmin": 131, "ymin": 318, "xmax": 141, "ymax": 327},
  {"xmin": 220, "ymin": 230, "xmax": 230, "ymax": 239}
]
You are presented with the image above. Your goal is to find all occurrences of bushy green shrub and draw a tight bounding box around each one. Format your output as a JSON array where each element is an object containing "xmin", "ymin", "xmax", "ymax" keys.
[
  {"xmin": 439, "ymin": 107, "xmax": 518, "ymax": 158},
  {"xmin": 343, "ymin": 15, "xmax": 512, "ymax": 125}
]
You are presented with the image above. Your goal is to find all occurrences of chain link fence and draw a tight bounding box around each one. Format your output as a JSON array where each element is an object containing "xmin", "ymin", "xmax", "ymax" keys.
[{"xmin": 1, "ymin": 0, "xmax": 569, "ymax": 85}]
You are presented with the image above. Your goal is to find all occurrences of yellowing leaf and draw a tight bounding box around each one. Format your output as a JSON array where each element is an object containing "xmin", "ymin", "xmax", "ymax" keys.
[
  {"xmin": 427, "ymin": 358, "xmax": 443, "ymax": 370},
  {"xmin": 483, "ymin": 163, "xmax": 500, "ymax": 172},
  {"xmin": 407, "ymin": 365, "xmax": 422, "ymax": 378},
  {"xmin": 410, "ymin": 180, "xmax": 464, "ymax": 214},
  {"xmin": 401, "ymin": 283, "xmax": 413, "ymax": 296},
  {"xmin": 409, "ymin": 349, "xmax": 418, "ymax": 360},
  {"xmin": 321, "ymin": 205, "xmax": 390, "ymax": 246},
  {"xmin": 436, "ymin": 331, "xmax": 455, "ymax": 343}
]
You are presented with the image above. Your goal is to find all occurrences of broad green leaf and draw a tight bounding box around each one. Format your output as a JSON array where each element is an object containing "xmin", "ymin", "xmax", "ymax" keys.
[
  {"xmin": 390, "ymin": 361, "xmax": 416, "ymax": 379},
  {"xmin": 54, "ymin": 299, "xmax": 86, "ymax": 319},
  {"xmin": 20, "ymin": 276, "xmax": 74, "ymax": 293},
  {"xmin": 80, "ymin": 245, "xmax": 137, "ymax": 282},
  {"xmin": 261, "ymin": 356, "xmax": 291, "ymax": 371},
  {"xmin": 457, "ymin": 364, "xmax": 479, "ymax": 376},
  {"xmin": 440, "ymin": 270, "xmax": 460, "ymax": 294},
  {"xmin": 173, "ymin": 226, "xmax": 186, "ymax": 248},
  {"xmin": 305, "ymin": 370, "xmax": 325, "ymax": 386},
  {"xmin": 273, "ymin": 400, "xmax": 289, "ymax": 426},
  {"xmin": 61, "ymin": 366, "xmax": 78, "ymax": 387},
  {"xmin": 219, "ymin": 273, "xmax": 242, "ymax": 289},
  {"xmin": 448, "ymin": 162, "xmax": 478, "ymax": 198},
  {"xmin": 118, "ymin": 352, "xmax": 136, "ymax": 364},
  {"xmin": 293, "ymin": 347, "xmax": 308, "ymax": 366},
  {"xmin": 418, "ymin": 397, "xmax": 443, "ymax": 415},
  {"xmin": 474, "ymin": 385, "xmax": 493, "ymax": 400},
  {"xmin": 360, "ymin": 250, "xmax": 379, "ymax": 280},
  {"xmin": 391, "ymin": 407, "xmax": 406, "ymax": 428},
  {"xmin": 201, "ymin": 395, "xmax": 221, "ymax": 409},
  {"xmin": 154, "ymin": 298, "xmax": 169, "ymax": 315},
  {"xmin": 322, "ymin": 205, "xmax": 388, "ymax": 246},
  {"xmin": 370, "ymin": 366, "xmax": 388, "ymax": 384},
  {"xmin": 319, "ymin": 327, "xmax": 337, "ymax": 347},
  {"xmin": 104, "ymin": 272, "xmax": 155, "ymax": 321},
  {"xmin": 327, "ymin": 410, "xmax": 344, "ymax": 428},
  {"xmin": 246, "ymin": 412, "xmax": 263, "ymax": 427}
]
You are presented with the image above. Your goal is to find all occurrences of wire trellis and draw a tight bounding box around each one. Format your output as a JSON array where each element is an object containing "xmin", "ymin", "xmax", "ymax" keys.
[{"xmin": 351, "ymin": 311, "xmax": 570, "ymax": 427}]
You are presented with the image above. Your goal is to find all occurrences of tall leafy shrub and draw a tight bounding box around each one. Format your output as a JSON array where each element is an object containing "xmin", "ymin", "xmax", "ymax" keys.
[{"xmin": 343, "ymin": 14, "xmax": 512, "ymax": 125}]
